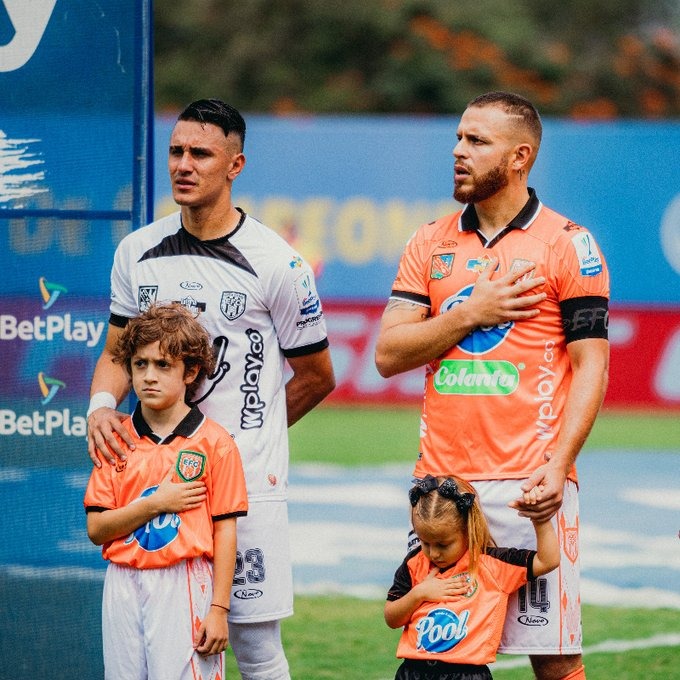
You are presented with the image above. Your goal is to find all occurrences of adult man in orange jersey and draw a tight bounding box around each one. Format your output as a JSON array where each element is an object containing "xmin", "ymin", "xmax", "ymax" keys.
[{"xmin": 375, "ymin": 91, "xmax": 609, "ymax": 680}]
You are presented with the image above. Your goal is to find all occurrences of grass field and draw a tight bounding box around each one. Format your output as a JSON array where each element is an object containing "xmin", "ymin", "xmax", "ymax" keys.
[
  {"xmin": 288, "ymin": 404, "xmax": 680, "ymax": 466},
  {"xmin": 269, "ymin": 405, "xmax": 680, "ymax": 680}
]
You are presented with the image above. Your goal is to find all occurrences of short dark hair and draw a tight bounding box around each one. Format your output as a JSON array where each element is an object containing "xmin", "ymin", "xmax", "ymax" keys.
[
  {"xmin": 467, "ymin": 91, "xmax": 542, "ymax": 147},
  {"xmin": 178, "ymin": 98, "xmax": 246, "ymax": 150}
]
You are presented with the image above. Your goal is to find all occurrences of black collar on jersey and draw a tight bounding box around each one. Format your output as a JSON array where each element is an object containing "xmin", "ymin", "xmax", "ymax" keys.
[
  {"xmin": 459, "ymin": 187, "xmax": 541, "ymax": 247},
  {"xmin": 138, "ymin": 208, "xmax": 256, "ymax": 276},
  {"xmin": 192, "ymin": 206, "xmax": 247, "ymax": 241},
  {"xmin": 132, "ymin": 402, "xmax": 206, "ymax": 445}
]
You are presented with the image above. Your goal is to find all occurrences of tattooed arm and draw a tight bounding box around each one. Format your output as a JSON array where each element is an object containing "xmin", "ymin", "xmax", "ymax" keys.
[{"xmin": 374, "ymin": 260, "xmax": 546, "ymax": 378}]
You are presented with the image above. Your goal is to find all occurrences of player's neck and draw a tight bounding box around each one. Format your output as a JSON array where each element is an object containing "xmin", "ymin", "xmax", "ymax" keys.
[
  {"xmin": 474, "ymin": 185, "xmax": 530, "ymax": 240},
  {"xmin": 181, "ymin": 203, "xmax": 241, "ymax": 241},
  {"xmin": 141, "ymin": 401, "xmax": 191, "ymax": 439}
]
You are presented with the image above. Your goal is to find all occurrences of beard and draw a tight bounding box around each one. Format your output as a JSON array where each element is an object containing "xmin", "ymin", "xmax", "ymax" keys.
[{"xmin": 453, "ymin": 160, "xmax": 510, "ymax": 204}]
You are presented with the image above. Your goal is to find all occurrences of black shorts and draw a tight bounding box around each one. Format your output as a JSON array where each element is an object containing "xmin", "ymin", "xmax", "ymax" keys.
[{"xmin": 394, "ymin": 658, "xmax": 492, "ymax": 680}]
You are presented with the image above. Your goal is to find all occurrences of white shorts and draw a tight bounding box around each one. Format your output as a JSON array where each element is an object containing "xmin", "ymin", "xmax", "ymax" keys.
[
  {"xmin": 102, "ymin": 557, "xmax": 223, "ymax": 680},
  {"xmin": 472, "ymin": 479, "xmax": 582, "ymax": 656},
  {"xmin": 229, "ymin": 499, "xmax": 293, "ymax": 623},
  {"xmin": 408, "ymin": 478, "xmax": 582, "ymax": 656}
]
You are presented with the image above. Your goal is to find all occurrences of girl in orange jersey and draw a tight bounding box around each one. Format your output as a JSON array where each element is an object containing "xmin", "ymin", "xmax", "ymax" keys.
[
  {"xmin": 385, "ymin": 475, "xmax": 559, "ymax": 680},
  {"xmin": 85, "ymin": 303, "xmax": 248, "ymax": 680}
]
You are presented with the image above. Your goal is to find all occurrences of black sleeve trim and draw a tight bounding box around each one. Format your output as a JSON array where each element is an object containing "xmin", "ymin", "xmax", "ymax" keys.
[
  {"xmin": 109, "ymin": 313, "xmax": 131, "ymax": 329},
  {"xmin": 527, "ymin": 554, "xmax": 537, "ymax": 582},
  {"xmin": 485, "ymin": 545, "xmax": 536, "ymax": 577},
  {"xmin": 386, "ymin": 547, "xmax": 420, "ymax": 601},
  {"xmin": 85, "ymin": 506, "xmax": 108, "ymax": 513},
  {"xmin": 282, "ymin": 337, "xmax": 329, "ymax": 358},
  {"xmin": 213, "ymin": 510, "xmax": 248, "ymax": 522},
  {"xmin": 560, "ymin": 296, "xmax": 609, "ymax": 343},
  {"xmin": 390, "ymin": 290, "xmax": 431, "ymax": 307}
]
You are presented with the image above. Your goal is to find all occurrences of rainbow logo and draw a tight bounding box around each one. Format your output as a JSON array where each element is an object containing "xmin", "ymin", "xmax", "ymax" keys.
[
  {"xmin": 39, "ymin": 276, "xmax": 68, "ymax": 310},
  {"xmin": 38, "ymin": 372, "xmax": 66, "ymax": 405}
]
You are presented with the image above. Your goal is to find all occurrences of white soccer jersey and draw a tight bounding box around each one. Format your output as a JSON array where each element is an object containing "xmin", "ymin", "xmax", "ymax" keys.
[{"xmin": 109, "ymin": 209, "xmax": 329, "ymax": 501}]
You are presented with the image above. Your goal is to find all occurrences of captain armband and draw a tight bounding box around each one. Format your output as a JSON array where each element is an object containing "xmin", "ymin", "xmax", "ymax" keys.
[{"xmin": 560, "ymin": 296, "xmax": 609, "ymax": 343}]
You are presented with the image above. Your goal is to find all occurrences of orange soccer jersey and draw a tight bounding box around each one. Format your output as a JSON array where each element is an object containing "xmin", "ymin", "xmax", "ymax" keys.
[
  {"xmin": 387, "ymin": 546, "xmax": 535, "ymax": 665},
  {"xmin": 391, "ymin": 191, "xmax": 610, "ymax": 482},
  {"xmin": 84, "ymin": 405, "xmax": 248, "ymax": 569}
]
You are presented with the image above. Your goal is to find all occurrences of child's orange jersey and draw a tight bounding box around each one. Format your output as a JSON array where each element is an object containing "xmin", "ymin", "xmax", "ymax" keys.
[
  {"xmin": 387, "ymin": 546, "xmax": 535, "ymax": 665},
  {"xmin": 84, "ymin": 405, "xmax": 248, "ymax": 569},
  {"xmin": 391, "ymin": 191, "xmax": 610, "ymax": 482}
]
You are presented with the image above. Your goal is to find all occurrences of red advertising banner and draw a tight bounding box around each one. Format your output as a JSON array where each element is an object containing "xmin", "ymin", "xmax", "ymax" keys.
[{"xmin": 323, "ymin": 301, "xmax": 680, "ymax": 410}]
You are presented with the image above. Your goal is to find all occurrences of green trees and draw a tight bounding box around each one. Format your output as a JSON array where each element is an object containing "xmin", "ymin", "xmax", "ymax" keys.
[{"xmin": 154, "ymin": 0, "xmax": 680, "ymax": 117}]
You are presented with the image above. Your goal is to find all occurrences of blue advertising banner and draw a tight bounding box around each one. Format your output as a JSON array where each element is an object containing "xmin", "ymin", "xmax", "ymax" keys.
[
  {"xmin": 1, "ymin": 1, "xmax": 152, "ymax": 426},
  {"xmin": 154, "ymin": 115, "xmax": 680, "ymax": 306},
  {"xmin": 0, "ymin": 2, "xmax": 153, "ymax": 678}
]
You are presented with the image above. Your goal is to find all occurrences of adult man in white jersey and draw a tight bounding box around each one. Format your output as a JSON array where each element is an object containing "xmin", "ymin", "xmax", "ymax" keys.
[{"xmin": 87, "ymin": 99, "xmax": 335, "ymax": 680}]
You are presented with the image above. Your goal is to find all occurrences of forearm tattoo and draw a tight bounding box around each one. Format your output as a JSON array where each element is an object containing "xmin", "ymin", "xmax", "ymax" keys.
[{"xmin": 385, "ymin": 298, "xmax": 430, "ymax": 320}]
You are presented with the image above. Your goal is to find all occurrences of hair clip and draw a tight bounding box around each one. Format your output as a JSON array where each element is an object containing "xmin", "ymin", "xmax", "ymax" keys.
[{"xmin": 409, "ymin": 474, "xmax": 476, "ymax": 515}]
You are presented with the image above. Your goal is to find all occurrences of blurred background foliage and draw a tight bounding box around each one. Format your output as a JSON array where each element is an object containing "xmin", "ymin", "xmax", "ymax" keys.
[{"xmin": 154, "ymin": 0, "xmax": 680, "ymax": 117}]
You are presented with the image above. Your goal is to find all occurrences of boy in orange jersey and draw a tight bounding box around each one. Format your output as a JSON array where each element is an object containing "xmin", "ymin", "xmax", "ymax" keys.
[{"xmin": 84, "ymin": 302, "xmax": 248, "ymax": 680}]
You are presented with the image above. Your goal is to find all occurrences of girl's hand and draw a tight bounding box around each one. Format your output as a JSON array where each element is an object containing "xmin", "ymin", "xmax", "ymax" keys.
[
  {"xmin": 417, "ymin": 567, "xmax": 473, "ymax": 602},
  {"xmin": 521, "ymin": 484, "xmax": 545, "ymax": 506}
]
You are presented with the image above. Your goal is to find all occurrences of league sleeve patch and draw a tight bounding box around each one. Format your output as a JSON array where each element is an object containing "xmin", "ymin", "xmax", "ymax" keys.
[
  {"xmin": 294, "ymin": 271, "xmax": 321, "ymax": 317},
  {"xmin": 570, "ymin": 233, "xmax": 603, "ymax": 277}
]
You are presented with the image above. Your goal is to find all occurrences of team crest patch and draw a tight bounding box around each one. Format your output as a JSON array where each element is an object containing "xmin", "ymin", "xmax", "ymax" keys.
[
  {"xmin": 455, "ymin": 572, "xmax": 478, "ymax": 598},
  {"xmin": 571, "ymin": 233, "xmax": 603, "ymax": 277},
  {"xmin": 430, "ymin": 253, "xmax": 454, "ymax": 280},
  {"xmin": 176, "ymin": 450, "xmax": 206, "ymax": 481},
  {"xmin": 560, "ymin": 514, "xmax": 579, "ymax": 564},
  {"xmin": 138, "ymin": 286, "xmax": 158, "ymax": 312},
  {"xmin": 220, "ymin": 291, "xmax": 247, "ymax": 320}
]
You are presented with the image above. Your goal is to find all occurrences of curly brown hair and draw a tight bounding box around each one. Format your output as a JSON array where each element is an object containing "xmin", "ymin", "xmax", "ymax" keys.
[{"xmin": 112, "ymin": 303, "xmax": 215, "ymax": 402}]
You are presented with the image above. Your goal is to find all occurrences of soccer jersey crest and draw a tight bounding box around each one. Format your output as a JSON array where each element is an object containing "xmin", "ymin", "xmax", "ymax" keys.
[
  {"xmin": 138, "ymin": 286, "xmax": 158, "ymax": 311},
  {"xmin": 220, "ymin": 291, "xmax": 247, "ymax": 320},
  {"xmin": 176, "ymin": 450, "xmax": 206, "ymax": 481},
  {"xmin": 430, "ymin": 253, "xmax": 454, "ymax": 279}
]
